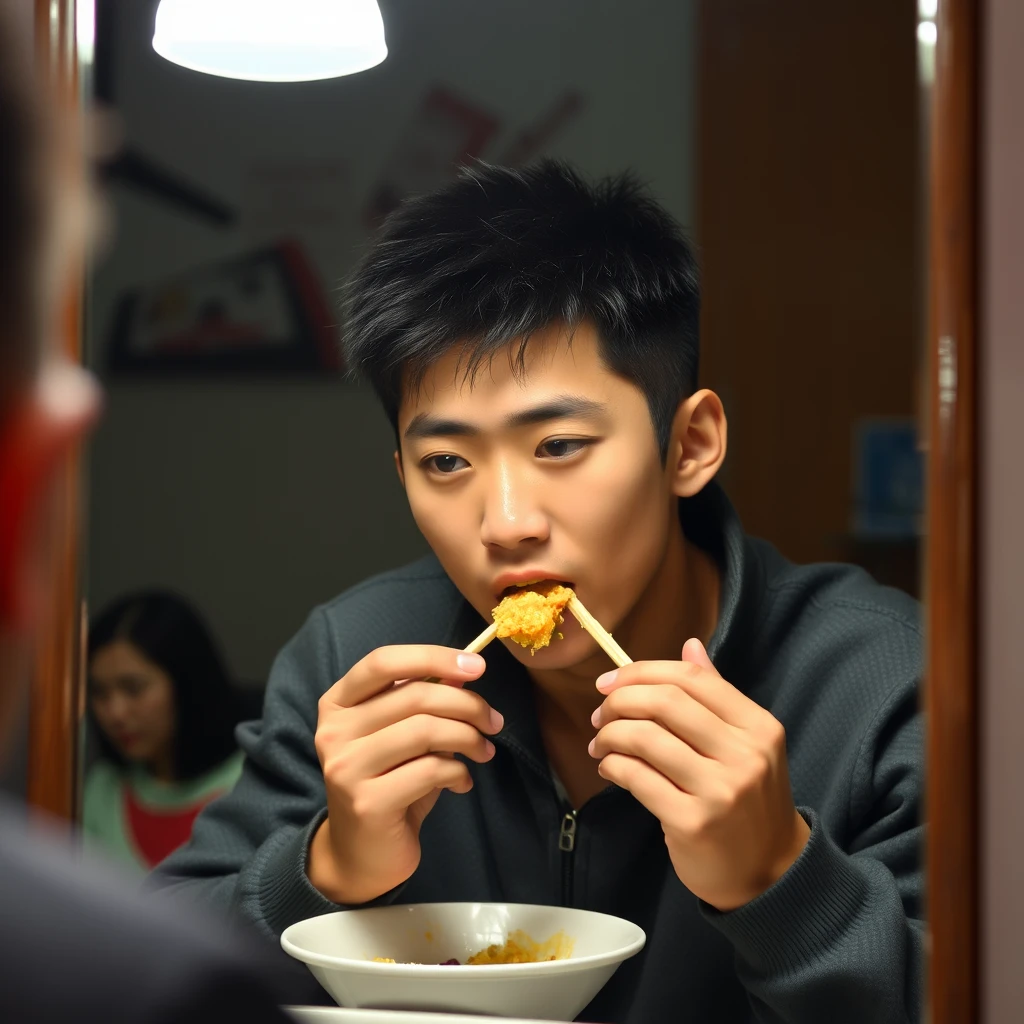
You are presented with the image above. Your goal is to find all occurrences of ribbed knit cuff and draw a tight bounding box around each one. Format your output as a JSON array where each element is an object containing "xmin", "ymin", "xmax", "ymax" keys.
[
  {"xmin": 254, "ymin": 809, "xmax": 341, "ymax": 936},
  {"xmin": 252, "ymin": 809, "xmax": 409, "ymax": 937},
  {"xmin": 699, "ymin": 808, "xmax": 870, "ymax": 976}
]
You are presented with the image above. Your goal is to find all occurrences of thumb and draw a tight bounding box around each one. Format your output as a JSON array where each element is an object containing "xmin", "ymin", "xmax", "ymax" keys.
[{"xmin": 681, "ymin": 637, "xmax": 718, "ymax": 674}]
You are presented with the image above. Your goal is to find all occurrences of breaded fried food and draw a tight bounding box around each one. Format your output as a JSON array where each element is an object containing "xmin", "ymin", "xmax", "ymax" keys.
[
  {"xmin": 491, "ymin": 583, "xmax": 574, "ymax": 654},
  {"xmin": 466, "ymin": 929, "xmax": 574, "ymax": 964}
]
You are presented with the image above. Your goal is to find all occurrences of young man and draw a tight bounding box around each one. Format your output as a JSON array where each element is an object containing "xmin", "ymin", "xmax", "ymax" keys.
[
  {"xmin": 0, "ymin": 9, "xmax": 299, "ymax": 1020},
  {"xmin": 156, "ymin": 162, "xmax": 923, "ymax": 1023}
]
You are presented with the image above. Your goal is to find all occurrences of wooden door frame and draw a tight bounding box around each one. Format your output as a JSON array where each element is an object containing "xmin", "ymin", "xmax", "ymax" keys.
[
  {"xmin": 925, "ymin": 0, "xmax": 980, "ymax": 1020},
  {"xmin": 25, "ymin": 0, "xmax": 87, "ymax": 823}
]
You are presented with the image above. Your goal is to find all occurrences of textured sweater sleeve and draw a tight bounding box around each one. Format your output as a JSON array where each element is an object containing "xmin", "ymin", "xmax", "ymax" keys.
[
  {"xmin": 151, "ymin": 606, "xmax": 351, "ymax": 938},
  {"xmin": 699, "ymin": 677, "xmax": 923, "ymax": 1024}
]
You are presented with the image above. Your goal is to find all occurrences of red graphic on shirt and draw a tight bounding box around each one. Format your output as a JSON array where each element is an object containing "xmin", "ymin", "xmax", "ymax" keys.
[{"xmin": 123, "ymin": 788, "xmax": 222, "ymax": 868}]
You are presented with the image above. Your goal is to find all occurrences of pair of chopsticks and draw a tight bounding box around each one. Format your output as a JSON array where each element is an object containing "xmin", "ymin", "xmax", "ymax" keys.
[
  {"xmin": 565, "ymin": 594, "xmax": 632, "ymax": 667},
  {"xmin": 427, "ymin": 594, "xmax": 632, "ymax": 682}
]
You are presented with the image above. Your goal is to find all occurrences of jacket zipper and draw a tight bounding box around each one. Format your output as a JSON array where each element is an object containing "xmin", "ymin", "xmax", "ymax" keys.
[{"xmin": 558, "ymin": 810, "xmax": 577, "ymax": 906}]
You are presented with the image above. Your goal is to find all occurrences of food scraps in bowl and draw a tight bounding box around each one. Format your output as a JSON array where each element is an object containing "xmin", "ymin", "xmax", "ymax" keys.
[{"xmin": 371, "ymin": 929, "xmax": 574, "ymax": 966}]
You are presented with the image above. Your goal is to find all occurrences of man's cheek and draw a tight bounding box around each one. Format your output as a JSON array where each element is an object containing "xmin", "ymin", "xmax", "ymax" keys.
[
  {"xmin": 413, "ymin": 507, "xmax": 462, "ymax": 553},
  {"xmin": 409, "ymin": 505, "xmax": 475, "ymax": 582}
]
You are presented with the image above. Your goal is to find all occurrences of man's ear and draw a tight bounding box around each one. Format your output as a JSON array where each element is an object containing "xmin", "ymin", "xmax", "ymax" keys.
[
  {"xmin": 666, "ymin": 389, "xmax": 728, "ymax": 498},
  {"xmin": 394, "ymin": 449, "xmax": 406, "ymax": 488}
]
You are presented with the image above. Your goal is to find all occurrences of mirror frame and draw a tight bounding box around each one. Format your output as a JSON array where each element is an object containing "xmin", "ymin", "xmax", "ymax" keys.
[
  {"xmin": 25, "ymin": 0, "xmax": 983, "ymax": 1019},
  {"xmin": 925, "ymin": 0, "xmax": 979, "ymax": 1020},
  {"xmin": 25, "ymin": 0, "xmax": 87, "ymax": 823}
]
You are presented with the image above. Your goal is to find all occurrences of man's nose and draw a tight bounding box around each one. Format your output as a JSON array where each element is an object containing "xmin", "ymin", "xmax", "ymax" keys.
[{"xmin": 479, "ymin": 460, "xmax": 549, "ymax": 549}]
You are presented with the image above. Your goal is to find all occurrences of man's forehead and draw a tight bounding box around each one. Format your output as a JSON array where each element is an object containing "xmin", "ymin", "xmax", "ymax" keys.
[{"xmin": 398, "ymin": 322, "xmax": 609, "ymax": 422}]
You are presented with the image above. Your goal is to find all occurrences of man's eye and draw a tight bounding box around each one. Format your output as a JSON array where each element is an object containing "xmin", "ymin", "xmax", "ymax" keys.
[
  {"xmin": 538, "ymin": 439, "xmax": 591, "ymax": 459},
  {"xmin": 426, "ymin": 454, "xmax": 469, "ymax": 474}
]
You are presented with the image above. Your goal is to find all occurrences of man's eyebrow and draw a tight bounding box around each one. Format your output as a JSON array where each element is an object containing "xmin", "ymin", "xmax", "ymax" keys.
[
  {"xmin": 403, "ymin": 395, "xmax": 607, "ymax": 441},
  {"xmin": 503, "ymin": 395, "xmax": 607, "ymax": 429},
  {"xmin": 403, "ymin": 414, "xmax": 478, "ymax": 441}
]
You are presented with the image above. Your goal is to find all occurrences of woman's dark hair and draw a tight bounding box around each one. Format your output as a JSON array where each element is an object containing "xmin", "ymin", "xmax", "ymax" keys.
[
  {"xmin": 87, "ymin": 591, "xmax": 242, "ymax": 780},
  {"xmin": 342, "ymin": 159, "xmax": 701, "ymax": 460}
]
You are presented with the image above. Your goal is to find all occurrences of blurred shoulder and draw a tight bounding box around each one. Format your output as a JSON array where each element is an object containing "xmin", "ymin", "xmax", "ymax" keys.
[{"xmin": 0, "ymin": 801, "xmax": 288, "ymax": 1022}]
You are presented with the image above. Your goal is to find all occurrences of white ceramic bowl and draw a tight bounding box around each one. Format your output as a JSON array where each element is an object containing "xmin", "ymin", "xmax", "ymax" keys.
[{"xmin": 280, "ymin": 902, "xmax": 646, "ymax": 1021}]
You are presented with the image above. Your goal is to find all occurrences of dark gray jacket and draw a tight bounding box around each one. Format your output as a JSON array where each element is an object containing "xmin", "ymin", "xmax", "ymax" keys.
[{"xmin": 154, "ymin": 484, "xmax": 924, "ymax": 1023}]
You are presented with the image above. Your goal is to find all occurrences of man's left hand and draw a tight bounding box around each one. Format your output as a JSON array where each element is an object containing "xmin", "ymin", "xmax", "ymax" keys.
[{"xmin": 589, "ymin": 638, "xmax": 810, "ymax": 911}]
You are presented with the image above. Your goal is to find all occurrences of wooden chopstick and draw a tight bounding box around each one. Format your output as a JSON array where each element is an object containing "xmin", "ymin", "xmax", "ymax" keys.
[
  {"xmin": 566, "ymin": 595, "xmax": 633, "ymax": 667},
  {"xmin": 462, "ymin": 621, "xmax": 499, "ymax": 654},
  {"xmin": 423, "ymin": 622, "xmax": 499, "ymax": 682},
  {"xmin": 424, "ymin": 592, "xmax": 632, "ymax": 681}
]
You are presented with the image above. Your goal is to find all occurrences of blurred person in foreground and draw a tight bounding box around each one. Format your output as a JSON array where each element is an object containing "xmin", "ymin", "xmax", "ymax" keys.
[
  {"xmin": 0, "ymin": 8, "xmax": 299, "ymax": 1021},
  {"xmin": 84, "ymin": 591, "xmax": 245, "ymax": 873}
]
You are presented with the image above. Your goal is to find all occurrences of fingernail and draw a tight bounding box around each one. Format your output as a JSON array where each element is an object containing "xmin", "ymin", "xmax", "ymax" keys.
[
  {"xmin": 591, "ymin": 707, "xmax": 602, "ymax": 728},
  {"xmin": 587, "ymin": 738, "xmax": 596, "ymax": 756},
  {"xmin": 489, "ymin": 709, "xmax": 504, "ymax": 733},
  {"xmin": 458, "ymin": 653, "xmax": 485, "ymax": 673},
  {"xmin": 596, "ymin": 670, "xmax": 618, "ymax": 691},
  {"xmin": 484, "ymin": 739, "xmax": 495, "ymax": 757}
]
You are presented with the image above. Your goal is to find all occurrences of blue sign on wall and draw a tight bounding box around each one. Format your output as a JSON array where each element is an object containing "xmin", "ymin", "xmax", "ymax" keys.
[{"xmin": 852, "ymin": 418, "xmax": 924, "ymax": 538}]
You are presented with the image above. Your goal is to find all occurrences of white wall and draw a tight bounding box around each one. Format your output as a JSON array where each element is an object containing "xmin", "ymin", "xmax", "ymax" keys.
[
  {"xmin": 87, "ymin": 0, "xmax": 697, "ymax": 681},
  {"xmin": 981, "ymin": 0, "xmax": 1024, "ymax": 1016}
]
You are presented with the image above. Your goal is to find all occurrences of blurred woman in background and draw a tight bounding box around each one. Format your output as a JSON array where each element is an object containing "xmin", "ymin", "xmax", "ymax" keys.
[{"xmin": 83, "ymin": 591, "xmax": 245, "ymax": 871}]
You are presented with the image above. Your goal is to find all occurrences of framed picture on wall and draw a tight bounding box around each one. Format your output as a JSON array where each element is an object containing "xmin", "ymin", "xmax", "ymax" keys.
[{"xmin": 106, "ymin": 240, "xmax": 340, "ymax": 376}]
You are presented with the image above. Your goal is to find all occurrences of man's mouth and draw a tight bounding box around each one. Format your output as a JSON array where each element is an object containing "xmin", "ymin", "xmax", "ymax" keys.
[{"xmin": 495, "ymin": 577, "xmax": 574, "ymax": 601}]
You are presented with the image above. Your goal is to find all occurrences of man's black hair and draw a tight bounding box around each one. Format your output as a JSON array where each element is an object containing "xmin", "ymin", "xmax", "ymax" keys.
[{"xmin": 342, "ymin": 160, "xmax": 700, "ymax": 459}]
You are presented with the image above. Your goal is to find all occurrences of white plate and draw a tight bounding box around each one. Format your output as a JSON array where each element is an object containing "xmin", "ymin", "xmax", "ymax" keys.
[{"xmin": 284, "ymin": 1008, "xmax": 583, "ymax": 1024}]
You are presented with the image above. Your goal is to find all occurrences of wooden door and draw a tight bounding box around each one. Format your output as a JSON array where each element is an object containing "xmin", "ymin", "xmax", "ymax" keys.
[{"xmin": 697, "ymin": 0, "xmax": 921, "ymax": 576}]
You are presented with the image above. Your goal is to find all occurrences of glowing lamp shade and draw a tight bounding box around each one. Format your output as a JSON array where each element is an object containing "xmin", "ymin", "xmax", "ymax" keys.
[{"xmin": 152, "ymin": 0, "xmax": 387, "ymax": 82}]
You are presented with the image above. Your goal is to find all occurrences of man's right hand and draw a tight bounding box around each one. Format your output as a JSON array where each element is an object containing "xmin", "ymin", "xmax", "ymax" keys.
[{"xmin": 306, "ymin": 645, "xmax": 501, "ymax": 905}]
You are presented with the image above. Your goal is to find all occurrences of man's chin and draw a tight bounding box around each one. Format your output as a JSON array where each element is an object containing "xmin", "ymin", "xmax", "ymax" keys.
[{"xmin": 499, "ymin": 628, "xmax": 610, "ymax": 676}]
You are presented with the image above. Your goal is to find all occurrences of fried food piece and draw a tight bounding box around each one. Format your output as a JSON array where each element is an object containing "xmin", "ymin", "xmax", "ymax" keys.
[
  {"xmin": 466, "ymin": 929, "xmax": 574, "ymax": 965},
  {"xmin": 491, "ymin": 584, "xmax": 574, "ymax": 654},
  {"xmin": 370, "ymin": 929, "xmax": 574, "ymax": 965}
]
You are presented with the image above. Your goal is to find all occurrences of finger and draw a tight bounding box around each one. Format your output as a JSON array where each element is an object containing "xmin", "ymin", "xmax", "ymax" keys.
[
  {"xmin": 596, "ymin": 752, "xmax": 698, "ymax": 827},
  {"xmin": 681, "ymin": 637, "xmax": 717, "ymax": 673},
  {"xmin": 327, "ymin": 646, "xmax": 486, "ymax": 707},
  {"xmin": 596, "ymin": 660, "xmax": 757, "ymax": 729},
  {"xmin": 372, "ymin": 755, "xmax": 474, "ymax": 812},
  {"xmin": 591, "ymin": 718, "xmax": 717, "ymax": 793},
  {"xmin": 355, "ymin": 715, "xmax": 496, "ymax": 777},
  {"xmin": 347, "ymin": 680, "xmax": 503, "ymax": 740},
  {"xmin": 593, "ymin": 684, "xmax": 741, "ymax": 761}
]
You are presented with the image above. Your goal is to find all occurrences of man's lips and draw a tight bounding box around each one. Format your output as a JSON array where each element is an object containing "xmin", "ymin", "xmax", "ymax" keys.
[{"xmin": 491, "ymin": 572, "xmax": 575, "ymax": 602}]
